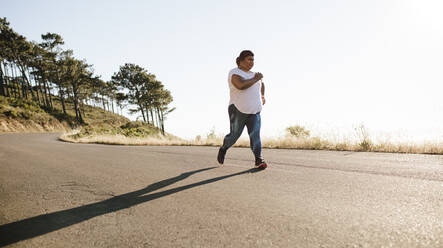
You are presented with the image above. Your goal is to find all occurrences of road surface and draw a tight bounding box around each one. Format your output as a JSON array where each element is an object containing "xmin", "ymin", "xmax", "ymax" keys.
[{"xmin": 0, "ymin": 133, "xmax": 442, "ymax": 247}]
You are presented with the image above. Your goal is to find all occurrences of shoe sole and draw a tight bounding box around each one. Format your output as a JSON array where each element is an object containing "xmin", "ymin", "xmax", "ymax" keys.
[{"xmin": 255, "ymin": 163, "xmax": 267, "ymax": 169}]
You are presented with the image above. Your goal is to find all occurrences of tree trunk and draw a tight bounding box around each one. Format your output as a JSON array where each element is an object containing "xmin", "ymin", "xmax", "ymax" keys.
[
  {"xmin": 12, "ymin": 64, "xmax": 26, "ymax": 99},
  {"xmin": 74, "ymin": 96, "xmax": 79, "ymax": 120},
  {"xmin": 44, "ymin": 80, "xmax": 50, "ymax": 108},
  {"xmin": 55, "ymin": 70, "xmax": 66, "ymax": 115},
  {"xmin": 29, "ymin": 70, "xmax": 38, "ymax": 103},
  {"xmin": 72, "ymin": 85, "xmax": 81, "ymax": 123},
  {"xmin": 160, "ymin": 109, "xmax": 165, "ymax": 135},
  {"xmin": 35, "ymin": 75, "xmax": 43, "ymax": 105},
  {"xmin": 150, "ymin": 108, "xmax": 154, "ymax": 126},
  {"xmin": 58, "ymin": 85, "xmax": 66, "ymax": 114},
  {"xmin": 9, "ymin": 64, "xmax": 15, "ymax": 98},
  {"xmin": 2, "ymin": 63, "xmax": 10, "ymax": 97},
  {"xmin": 139, "ymin": 103, "xmax": 146, "ymax": 122},
  {"xmin": 15, "ymin": 65, "xmax": 26, "ymax": 99},
  {"xmin": 25, "ymin": 67, "xmax": 36, "ymax": 100},
  {"xmin": 38, "ymin": 75, "xmax": 45, "ymax": 106},
  {"xmin": 78, "ymin": 101, "xmax": 84, "ymax": 123},
  {"xmin": 145, "ymin": 106, "xmax": 150, "ymax": 124},
  {"xmin": 154, "ymin": 108, "xmax": 159, "ymax": 128},
  {"xmin": 102, "ymin": 95, "xmax": 106, "ymax": 111},
  {"xmin": 10, "ymin": 64, "xmax": 18, "ymax": 98},
  {"xmin": 45, "ymin": 79, "xmax": 53, "ymax": 109},
  {"xmin": 39, "ymin": 69, "xmax": 49, "ymax": 107},
  {"xmin": 80, "ymin": 100, "xmax": 86, "ymax": 122},
  {"xmin": 0, "ymin": 62, "xmax": 5, "ymax": 97},
  {"xmin": 156, "ymin": 108, "xmax": 164, "ymax": 135},
  {"xmin": 17, "ymin": 64, "xmax": 34, "ymax": 100},
  {"xmin": 38, "ymin": 62, "xmax": 51, "ymax": 109},
  {"xmin": 47, "ymin": 82, "xmax": 54, "ymax": 109}
]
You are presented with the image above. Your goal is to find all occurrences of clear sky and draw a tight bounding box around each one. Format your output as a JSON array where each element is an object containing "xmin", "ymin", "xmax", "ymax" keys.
[{"xmin": 3, "ymin": 0, "xmax": 443, "ymax": 142}]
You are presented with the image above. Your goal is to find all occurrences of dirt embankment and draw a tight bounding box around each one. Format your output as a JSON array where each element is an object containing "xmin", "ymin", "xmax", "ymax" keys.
[{"xmin": 0, "ymin": 117, "xmax": 71, "ymax": 133}]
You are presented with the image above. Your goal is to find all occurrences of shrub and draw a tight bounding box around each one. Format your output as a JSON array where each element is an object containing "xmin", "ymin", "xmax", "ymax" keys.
[
  {"xmin": 311, "ymin": 137, "xmax": 323, "ymax": 149},
  {"xmin": 335, "ymin": 142, "xmax": 349, "ymax": 151},
  {"xmin": 120, "ymin": 121, "xmax": 153, "ymax": 129},
  {"xmin": 20, "ymin": 111, "xmax": 32, "ymax": 120},
  {"xmin": 286, "ymin": 125, "xmax": 310, "ymax": 138},
  {"xmin": 122, "ymin": 127, "xmax": 153, "ymax": 137},
  {"xmin": 355, "ymin": 124, "xmax": 373, "ymax": 151},
  {"xmin": 4, "ymin": 109, "xmax": 18, "ymax": 118},
  {"xmin": 0, "ymin": 96, "xmax": 7, "ymax": 105},
  {"xmin": 120, "ymin": 121, "xmax": 160, "ymax": 137},
  {"xmin": 206, "ymin": 127, "xmax": 217, "ymax": 140}
]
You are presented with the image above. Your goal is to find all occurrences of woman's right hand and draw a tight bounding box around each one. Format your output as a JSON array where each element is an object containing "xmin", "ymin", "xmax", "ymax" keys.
[{"xmin": 254, "ymin": 72, "xmax": 263, "ymax": 80}]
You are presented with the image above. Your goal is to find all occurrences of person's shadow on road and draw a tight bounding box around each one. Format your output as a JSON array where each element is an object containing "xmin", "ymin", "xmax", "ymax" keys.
[{"xmin": 0, "ymin": 166, "xmax": 262, "ymax": 246}]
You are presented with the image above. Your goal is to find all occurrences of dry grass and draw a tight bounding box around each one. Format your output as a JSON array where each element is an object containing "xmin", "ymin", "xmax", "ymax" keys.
[
  {"xmin": 59, "ymin": 130, "xmax": 443, "ymax": 155},
  {"xmin": 60, "ymin": 130, "xmax": 188, "ymax": 146},
  {"xmin": 60, "ymin": 130, "xmax": 247, "ymax": 147},
  {"xmin": 262, "ymin": 136, "xmax": 443, "ymax": 154}
]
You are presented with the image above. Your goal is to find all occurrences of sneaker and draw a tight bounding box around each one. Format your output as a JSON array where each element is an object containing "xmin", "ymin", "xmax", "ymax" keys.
[
  {"xmin": 217, "ymin": 147, "xmax": 226, "ymax": 165},
  {"xmin": 255, "ymin": 158, "xmax": 267, "ymax": 169}
]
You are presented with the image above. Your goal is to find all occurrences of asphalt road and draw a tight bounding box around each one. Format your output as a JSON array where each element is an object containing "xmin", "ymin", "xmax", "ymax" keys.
[{"xmin": 0, "ymin": 133, "xmax": 442, "ymax": 247}]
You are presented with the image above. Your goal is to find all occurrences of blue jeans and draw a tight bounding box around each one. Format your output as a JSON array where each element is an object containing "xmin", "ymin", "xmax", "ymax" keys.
[{"xmin": 221, "ymin": 104, "xmax": 262, "ymax": 159}]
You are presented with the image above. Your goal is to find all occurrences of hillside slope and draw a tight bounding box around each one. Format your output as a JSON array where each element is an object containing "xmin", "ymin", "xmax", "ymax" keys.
[{"xmin": 0, "ymin": 95, "xmax": 128, "ymax": 133}]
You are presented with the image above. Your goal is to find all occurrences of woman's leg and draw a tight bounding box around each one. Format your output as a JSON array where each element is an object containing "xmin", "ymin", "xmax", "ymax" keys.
[
  {"xmin": 221, "ymin": 104, "xmax": 247, "ymax": 150},
  {"xmin": 246, "ymin": 113, "xmax": 262, "ymax": 160}
]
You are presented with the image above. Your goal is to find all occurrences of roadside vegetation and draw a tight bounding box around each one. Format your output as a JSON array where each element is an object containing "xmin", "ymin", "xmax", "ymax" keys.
[
  {"xmin": 264, "ymin": 125, "xmax": 443, "ymax": 154},
  {"xmin": 60, "ymin": 123, "xmax": 443, "ymax": 155}
]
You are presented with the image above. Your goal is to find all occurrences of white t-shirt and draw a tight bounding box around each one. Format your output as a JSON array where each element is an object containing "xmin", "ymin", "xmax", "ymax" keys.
[{"xmin": 228, "ymin": 67, "xmax": 262, "ymax": 114}]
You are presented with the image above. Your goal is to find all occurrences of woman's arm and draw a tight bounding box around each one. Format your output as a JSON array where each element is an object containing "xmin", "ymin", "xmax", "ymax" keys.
[
  {"xmin": 231, "ymin": 72, "xmax": 263, "ymax": 90},
  {"xmin": 261, "ymin": 82, "xmax": 266, "ymax": 105}
]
